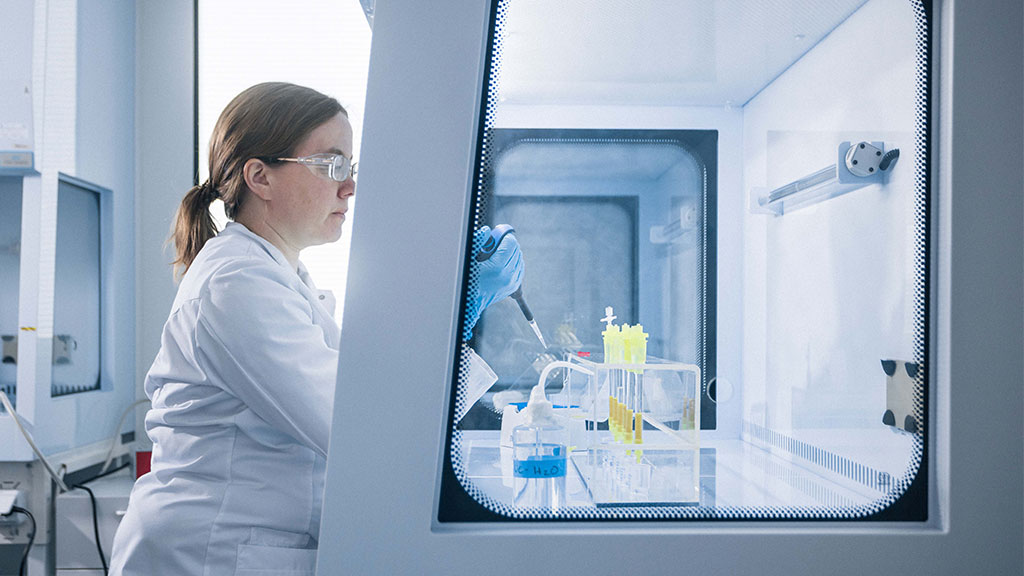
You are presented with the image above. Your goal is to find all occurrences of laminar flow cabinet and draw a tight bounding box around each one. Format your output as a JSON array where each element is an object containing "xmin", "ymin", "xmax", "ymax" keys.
[{"xmin": 318, "ymin": 1, "xmax": 1022, "ymax": 574}]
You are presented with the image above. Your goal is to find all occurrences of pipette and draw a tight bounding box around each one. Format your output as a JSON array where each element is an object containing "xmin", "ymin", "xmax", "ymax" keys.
[
  {"xmin": 511, "ymin": 285, "xmax": 548, "ymax": 349},
  {"xmin": 476, "ymin": 224, "xmax": 548, "ymax": 349}
]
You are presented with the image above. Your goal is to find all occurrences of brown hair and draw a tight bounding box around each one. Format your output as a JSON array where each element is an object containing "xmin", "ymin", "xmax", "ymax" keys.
[{"xmin": 171, "ymin": 82, "xmax": 345, "ymax": 278}]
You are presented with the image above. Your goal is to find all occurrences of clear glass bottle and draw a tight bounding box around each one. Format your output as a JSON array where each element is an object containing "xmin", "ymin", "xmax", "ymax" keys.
[{"xmin": 512, "ymin": 419, "xmax": 569, "ymax": 510}]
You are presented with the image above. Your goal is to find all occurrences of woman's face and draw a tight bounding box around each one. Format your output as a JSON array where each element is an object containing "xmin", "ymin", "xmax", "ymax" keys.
[{"xmin": 265, "ymin": 112, "xmax": 355, "ymax": 251}]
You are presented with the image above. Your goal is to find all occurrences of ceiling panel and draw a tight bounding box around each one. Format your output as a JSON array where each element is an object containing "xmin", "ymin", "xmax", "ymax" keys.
[{"xmin": 498, "ymin": 0, "xmax": 869, "ymax": 107}]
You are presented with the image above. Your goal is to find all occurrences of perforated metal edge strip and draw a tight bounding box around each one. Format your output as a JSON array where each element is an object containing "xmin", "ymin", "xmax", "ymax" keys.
[{"xmin": 449, "ymin": 0, "xmax": 931, "ymax": 522}]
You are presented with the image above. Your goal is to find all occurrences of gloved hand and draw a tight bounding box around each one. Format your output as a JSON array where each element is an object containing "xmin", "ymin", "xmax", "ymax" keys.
[{"xmin": 467, "ymin": 225, "xmax": 524, "ymax": 331}]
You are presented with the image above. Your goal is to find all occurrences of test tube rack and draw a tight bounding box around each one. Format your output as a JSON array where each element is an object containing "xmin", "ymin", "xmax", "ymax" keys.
[{"xmin": 565, "ymin": 353, "xmax": 702, "ymax": 507}]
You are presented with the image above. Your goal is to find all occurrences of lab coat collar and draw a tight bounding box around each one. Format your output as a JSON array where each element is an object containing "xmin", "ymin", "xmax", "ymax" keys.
[
  {"xmin": 221, "ymin": 221, "xmax": 337, "ymax": 319},
  {"xmin": 222, "ymin": 221, "xmax": 297, "ymax": 274}
]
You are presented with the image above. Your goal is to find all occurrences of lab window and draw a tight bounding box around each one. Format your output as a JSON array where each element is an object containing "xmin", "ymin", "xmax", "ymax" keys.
[
  {"xmin": 51, "ymin": 177, "xmax": 104, "ymax": 397},
  {"xmin": 0, "ymin": 178, "xmax": 22, "ymax": 410},
  {"xmin": 442, "ymin": 0, "xmax": 931, "ymax": 522}
]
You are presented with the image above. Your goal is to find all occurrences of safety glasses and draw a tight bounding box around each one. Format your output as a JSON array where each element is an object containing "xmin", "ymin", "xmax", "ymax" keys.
[{"xmin": 273, "ymin": 153, "xmax": 357, "ymax": 182}]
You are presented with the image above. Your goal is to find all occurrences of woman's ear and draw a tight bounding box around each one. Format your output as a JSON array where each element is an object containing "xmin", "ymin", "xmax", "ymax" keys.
[{"xmin": 243, "ymin": 158, "xmax": 273, "ymax": 201}]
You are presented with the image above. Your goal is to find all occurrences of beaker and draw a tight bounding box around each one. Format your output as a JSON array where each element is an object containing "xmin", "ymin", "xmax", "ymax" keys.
[{"xmin": 512, "ymin": 422, "xmax": 569, "ymax": 510}]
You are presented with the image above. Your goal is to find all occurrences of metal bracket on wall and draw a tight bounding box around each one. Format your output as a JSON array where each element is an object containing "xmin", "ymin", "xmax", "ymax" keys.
[
  {"xmin": 1, "ymin": 335, "xmax": 15, "ymax": 364},
  {"xmin": 750, "ymin": 141, "xmax": 900, "ymax": 216},
  {"xmin": 0, "ymin": 334, "xmax": 77, "ymax": 365}
]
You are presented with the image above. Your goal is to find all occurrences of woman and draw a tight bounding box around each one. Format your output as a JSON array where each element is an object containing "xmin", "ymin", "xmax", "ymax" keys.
[{"xmin": 110, "ymin": 82, "xmax": 522, "ymax": 575}]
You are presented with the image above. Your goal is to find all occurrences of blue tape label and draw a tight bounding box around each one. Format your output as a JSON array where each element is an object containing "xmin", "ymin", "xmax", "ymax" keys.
[{"xmin": 513, "ymin": 455, "xmax": 567, "ymax": 478}]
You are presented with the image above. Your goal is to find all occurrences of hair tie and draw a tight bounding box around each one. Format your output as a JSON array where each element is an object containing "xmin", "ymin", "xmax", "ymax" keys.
[{"xmin": 200, "ymin": 179, "xmax": 219, "ymax": 201}]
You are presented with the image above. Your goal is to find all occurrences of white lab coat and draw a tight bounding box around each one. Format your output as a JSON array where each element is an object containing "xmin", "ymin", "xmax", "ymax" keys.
[{"xmin": 109, "ymin": 222, "xmax": 340, "ymax": 576}]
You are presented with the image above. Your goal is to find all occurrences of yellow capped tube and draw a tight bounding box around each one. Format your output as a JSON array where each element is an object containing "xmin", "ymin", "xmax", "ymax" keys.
[
  {"xmin": 619, "ymin": 400, "xmax": 627, "ymax": 439},
  {"xmin": 602, "ymin": 325, "xmax": 618, "ymax": 364},
  {"xmin": 614, "ymin": 399, "xmax": 623, "ymax": 442},
  {"xmin": 635, "ymin": 324, "xmax": 649, "ymax": 364},
  {"xmin": 621, "ymin": 324, "xmax": 633, "ymax": 367},
  {"xmin": 623, "ymin": 324, "xmax": 648, "ymax": 374},
  {"xmin": 609, "ymin": 396, "xmax": 615, "ymax": 433},
  {"xmin": 634, "ymin": 412, "xmax": 644, "ymax": 462}
]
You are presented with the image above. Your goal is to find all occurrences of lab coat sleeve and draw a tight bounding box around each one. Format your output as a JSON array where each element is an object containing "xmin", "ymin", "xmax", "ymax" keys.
[{"xmin": 195, "ymin": 258, "xmax": 338, "ymax": 457}]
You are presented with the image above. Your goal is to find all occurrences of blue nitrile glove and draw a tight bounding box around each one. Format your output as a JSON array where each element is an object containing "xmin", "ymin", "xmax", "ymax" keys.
[{"xmin": 468, "ymin": 225, "xmax": 524, "ymax": 331}]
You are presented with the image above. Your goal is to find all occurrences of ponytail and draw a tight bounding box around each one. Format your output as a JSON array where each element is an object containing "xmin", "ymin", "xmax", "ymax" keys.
[{"xmin": 171, "ymin": 180, "xmax": 219, "ymax": 280}]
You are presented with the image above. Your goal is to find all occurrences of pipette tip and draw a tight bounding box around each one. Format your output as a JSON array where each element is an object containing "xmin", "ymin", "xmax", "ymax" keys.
[{"xmin": 528, "ymin": 320, "xmax": 548, "ymax": 349}]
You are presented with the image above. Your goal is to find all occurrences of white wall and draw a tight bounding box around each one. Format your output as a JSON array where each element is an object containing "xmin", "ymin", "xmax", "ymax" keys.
[
  {"xmin": 741, "ymin": 0, "xmax": 920, "ymax": 431},
  {"xmin": 134, "ymin": 2, "xmax": 194, "ymax": 446},
  {"xmin": 77, "ymin": 0, "xmax": 136, "ymax": 440}
]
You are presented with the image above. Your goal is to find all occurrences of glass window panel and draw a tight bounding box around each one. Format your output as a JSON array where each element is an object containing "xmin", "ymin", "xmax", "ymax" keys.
[
  {"xmin": 52, "ymin": 179, "xmax": 102, "ymax": 396},
  {"xmin": 441, "ymin": 0, "xmax": 931, "ymax": 522},
  {"xmin": 0, "ymin": 178, "xmax": 22, "ymax": 409}
]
